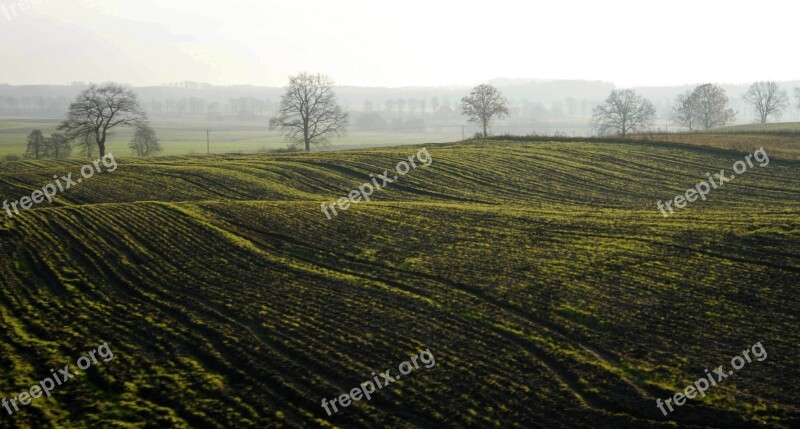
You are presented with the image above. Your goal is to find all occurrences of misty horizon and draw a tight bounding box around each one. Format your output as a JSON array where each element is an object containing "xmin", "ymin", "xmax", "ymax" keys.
[
  {"xmin": 6, "ymin": 77, "xmax": 800, "ymax": 91},
  {"xmin": 1, "ymin": 0, "xmax": 798, "ymax": 88}
]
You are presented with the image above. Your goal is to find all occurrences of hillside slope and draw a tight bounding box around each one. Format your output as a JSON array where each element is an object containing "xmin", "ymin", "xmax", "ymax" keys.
[{"xmin": 0, "ymin": 140, "xmax": 798, "ymax": 428}]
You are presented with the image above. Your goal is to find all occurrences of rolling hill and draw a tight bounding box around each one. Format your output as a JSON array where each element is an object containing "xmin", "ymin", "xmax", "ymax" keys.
[{"xmin": 0, "ymin": 139, "xmax": 798, "ymax": 428}]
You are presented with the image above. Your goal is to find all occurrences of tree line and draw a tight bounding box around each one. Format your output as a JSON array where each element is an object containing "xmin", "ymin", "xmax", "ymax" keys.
[
  {"xmin": 10, "ymin": 77, "xmax": 800, "ymax": 159},
  {"xmin": 23, "ymin": 131, "xmax": 72, "ymax": 159},
  {"xmin": 268, "ymin": 74, "xmax": 800, "ymax": 149},
  {"xmin": 590, "ymin": 81, "xmax": 795, "ymax": 136},
  {"xmin": 267, "ymin": 74, "xmax": 512, "ymax": 150},
  {"xmin": 22, "ymin": 84, "xmax": 162, "ymax": 159}
]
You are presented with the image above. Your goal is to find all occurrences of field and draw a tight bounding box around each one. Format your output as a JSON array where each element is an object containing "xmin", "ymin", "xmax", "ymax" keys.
[
  {"xmin": 6, "ymin": 116, "xmax": 799, "ymax": 161},
  {"xmin": 0, "ymin": 139, "xmax": 798, "ymax": 428},
  {"xmin": 630, "ymin": 125, "xmax": 800, "ymax": 161},
  {"xmin": 716, "ymin": 122, "xmax": 800, "ymax": 133},
  {"xmin": 0, "ymin": 118, "xmax": 463, "ymax": 158}
]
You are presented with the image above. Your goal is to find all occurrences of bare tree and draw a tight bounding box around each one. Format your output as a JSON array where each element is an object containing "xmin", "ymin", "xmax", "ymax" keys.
[
  {"xmin": 24, "ymin": 129, "xmax": 47, "ymax": 159},
  {"xmin": 791, "ymin": 87, "xmax": 800, "ymax": 124},
  {"xmin": 58, "ymin": 83, "xmax": 147, "ymax": 156},
  {"xmin": 459, "ymin": 84, "xmax": 510, "ymax": 137},
  {"xmin": 129, "ymin": 124, "xmax": 162, "ymax": 157},
  {"xmin": 691, "ymin": 84, "xmax": 736, "ymax": 129},
  {"xmin": 743, "ymin": 81, "xmax": 788, "ymax": 124},
  {"xmin": 269, "ymin": 73, "xmax": 349, "ymax": 152},
  {"xmin": 670, "ymin": 90, "xmax": 698, "ymax": 131},
  {"xmin": 48, "ymin": 133, "xmax": 72, "ymax": 159},
  {"xmin": 591, "ymin": 89, "xmax": 655, "ymax": 137},
  {"xmin": 75, "ymin": 132, "xmax": 96, "ymax": 158}
]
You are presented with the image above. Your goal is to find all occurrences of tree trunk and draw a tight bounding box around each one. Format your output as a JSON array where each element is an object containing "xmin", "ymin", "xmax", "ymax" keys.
[
  {"xmin": 483, "ymin": 122, "xmax": 487, "ymax": 138},
  {"xmin": 303, "ymin": 123, "xmax": 311, "ymax": 152},
  {"xmin": 98, "ymin": 137, "xmax": 106, "ymax": 157}
]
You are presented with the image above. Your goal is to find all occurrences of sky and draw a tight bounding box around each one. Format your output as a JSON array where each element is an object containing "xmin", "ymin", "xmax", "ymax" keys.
[{"xmin": 0, "ymin": 0, "xmax": 797, "ymax": 88}]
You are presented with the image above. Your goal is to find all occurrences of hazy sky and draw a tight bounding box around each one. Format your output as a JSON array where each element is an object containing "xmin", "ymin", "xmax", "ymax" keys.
[{"xmin": 0, "ymin": 0, "xmax": 797, "ymax": 88}]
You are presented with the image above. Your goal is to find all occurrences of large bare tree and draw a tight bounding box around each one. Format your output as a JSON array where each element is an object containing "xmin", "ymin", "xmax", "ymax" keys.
[
  {"xmin": 690, "ymin": 84, "xmax": 736, "ymax": 130},
  {"xmin": 459, "ymin": 84, "xmax": 509, "ymax": 138},
  {"xmin": 743, "ymin": 81, "xmax": 788, "ymax": 124},
  {"xmin": 269, "ymin": 73, "xmax": 349, "ymax": 152},
  {"xmin": 591, "ymin": 89, "xmax": 655, "ymax": 137},
  {"xmin": 58, "ymin": 83, "xmax": 147, "ymax": 156}
]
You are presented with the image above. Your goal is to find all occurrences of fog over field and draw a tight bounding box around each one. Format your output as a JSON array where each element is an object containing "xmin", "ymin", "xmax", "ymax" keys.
[
  {"xmin": 2, "ymin": 1, "xmax": 800, "ymax": 151},
  {"xmin": 2, "ymin": 79, "xmax": 800, "ymax": 156},
  {"xmin": 1, "ymin": 0, "xmax": 798, "ymax": 87}
]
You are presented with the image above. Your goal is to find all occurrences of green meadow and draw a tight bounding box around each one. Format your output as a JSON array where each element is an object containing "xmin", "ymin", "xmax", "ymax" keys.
[{"xmin": 0, "ymin": 118, "xmax": 462, "ymax": 158}]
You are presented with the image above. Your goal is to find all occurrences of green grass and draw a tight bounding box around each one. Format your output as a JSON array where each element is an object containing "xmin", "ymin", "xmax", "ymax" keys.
[
  {"xmin": 0, "ymin": 118, "xmax": 461, "ymax": 158},
  {"xmin": 0, "ymin": 139, "xmax": 798, "ymax": 428},
  {"xmin": 715, "ymin": 122, "xmax": 800, "ymax": 133},
  {"xmin": 629, "ymin": 130, "xmax": 800, "ymax": 160}
]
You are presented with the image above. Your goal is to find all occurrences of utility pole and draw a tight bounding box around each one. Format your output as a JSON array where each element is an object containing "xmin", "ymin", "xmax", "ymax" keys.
[{"xmin": 206, "ymin": 129, "xmax": 210, "ymax": 155}]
